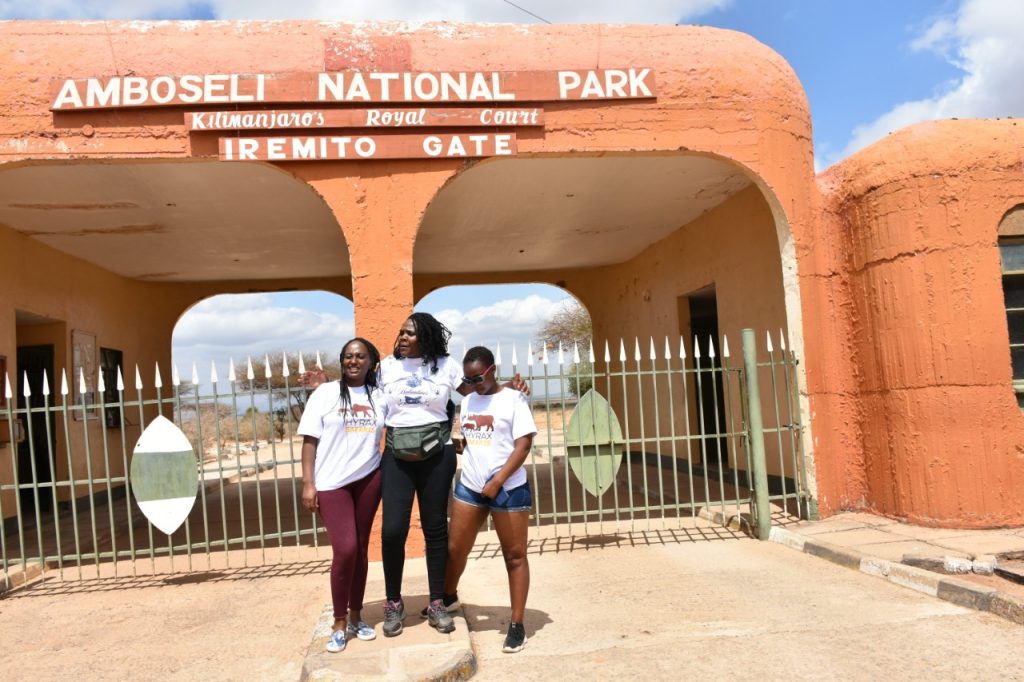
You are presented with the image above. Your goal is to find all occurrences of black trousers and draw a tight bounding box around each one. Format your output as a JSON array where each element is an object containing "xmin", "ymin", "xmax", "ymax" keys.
[{"xmin": 380, "ymin": 444, "xmax": 457, "ymax": 602}]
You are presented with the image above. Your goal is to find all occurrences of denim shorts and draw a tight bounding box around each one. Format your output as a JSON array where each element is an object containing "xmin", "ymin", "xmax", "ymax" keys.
[{"xmin": 453, "ymin": 478, "xmax": 532, "ymax": 513}]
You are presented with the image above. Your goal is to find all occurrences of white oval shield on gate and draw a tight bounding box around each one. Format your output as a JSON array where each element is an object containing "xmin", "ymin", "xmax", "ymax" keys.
[{"xmin": 130, "ymin": 415, "xmax": 198, "ymax": 535}]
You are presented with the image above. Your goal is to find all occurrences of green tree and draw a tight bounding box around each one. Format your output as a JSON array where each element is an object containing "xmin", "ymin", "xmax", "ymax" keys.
[{"xmin": 537, "ymin": 301, "xmax": 594, "ymax": 397}]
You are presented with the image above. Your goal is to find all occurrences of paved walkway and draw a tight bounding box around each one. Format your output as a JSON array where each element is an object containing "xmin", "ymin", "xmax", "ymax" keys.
[
  {"xmin": 3, "ymin": 512, "xmax": 1024, "ymax": 681},
  {"xmin": 303, "ymin": 512, "xmax": 1024, "ymax": 680}
]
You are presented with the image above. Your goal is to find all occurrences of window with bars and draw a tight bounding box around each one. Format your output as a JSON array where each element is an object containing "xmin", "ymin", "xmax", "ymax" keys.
[{"xmin": 999, "ymin": 205, "xmax": 1024, "ymax": 408}]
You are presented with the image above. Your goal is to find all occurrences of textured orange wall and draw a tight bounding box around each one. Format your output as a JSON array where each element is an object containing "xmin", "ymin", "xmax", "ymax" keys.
[{"xmin": 818, "ymin": 120, "xmax": 1024, "ymax": 527}]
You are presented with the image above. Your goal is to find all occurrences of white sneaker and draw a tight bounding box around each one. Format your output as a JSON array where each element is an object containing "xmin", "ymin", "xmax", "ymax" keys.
[
  {"xmin": 346, "ymin": 620, "xmax": 377, "ymax": 641},
  {"xmin": 325, "ymin": 629, "xmax": 348, "ymax": 653}
]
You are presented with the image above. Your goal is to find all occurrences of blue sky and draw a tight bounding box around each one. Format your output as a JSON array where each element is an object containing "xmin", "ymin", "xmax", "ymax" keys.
[{"xmin": 4, "ymin": 0, "xmax": 1021, "ymax": 374}]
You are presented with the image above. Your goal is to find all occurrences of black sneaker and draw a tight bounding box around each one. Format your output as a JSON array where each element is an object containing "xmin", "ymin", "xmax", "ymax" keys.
[
  {"xmin": 426, "ymin": 599, "xmax": 456, "ymax": 633},
  {"xmin": 419, "ymin": 593, "xmax": 460, "ymax": 617},
  {"xmin": 382, "ymin": 598, "xmax": 405, "ymax": 637},
  {"xmin": 502, "ymin": 622, "xmax": 527, "ymax": 653}
]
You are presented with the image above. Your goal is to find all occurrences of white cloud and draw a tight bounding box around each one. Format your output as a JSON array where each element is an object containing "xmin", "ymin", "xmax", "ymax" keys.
[
  {"xmin": 172, "ymin": 293, "xmax": 354, "ymax": 382},
  {"xmin": 830, "ymin": 0, "xmax": 1024, "ymax": 167},
  {"xmin": 0, "ymin": 0, "xmax": 729, "ymax": 23},
  {"xmin": 430, "ymin": 294, "xmax": 576, "ymax": 361}
]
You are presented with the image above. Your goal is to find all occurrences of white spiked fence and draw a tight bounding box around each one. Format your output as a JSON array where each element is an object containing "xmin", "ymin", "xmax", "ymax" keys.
[{"xmin": 0, "ymin": 332, "xmax": 808, "ymax": 583}]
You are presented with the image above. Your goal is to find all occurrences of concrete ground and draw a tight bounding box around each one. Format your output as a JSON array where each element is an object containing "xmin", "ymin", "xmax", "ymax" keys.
[
  {"xmin": 459, "ymin": 525, "xmax": 1024, "ymax": 681},
  {"xmin": 3, "ymin": 513, "xmax": 1024, "ymax": 681}
]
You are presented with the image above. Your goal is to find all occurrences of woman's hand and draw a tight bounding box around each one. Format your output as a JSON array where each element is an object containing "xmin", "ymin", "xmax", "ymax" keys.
[
  {"xmin": 481, "ymin": 477, "xmax": 503, "ymax": 501},
  {"xmin": 298, "ymin": 369, "xmax": 329, "ymax": 390},
  {"xmin": 506, "ymin": 372, "xmax": 530, "ymax": 396},
  {"xmin": 302, "ymin": 482, "xmax": 318, "ymax": 513}
]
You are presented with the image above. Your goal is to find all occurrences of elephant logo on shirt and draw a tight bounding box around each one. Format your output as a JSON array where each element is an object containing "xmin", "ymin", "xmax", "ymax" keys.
[{"xmin": 463, "ymin": 414, "xmax": 494, "ymax": 431}]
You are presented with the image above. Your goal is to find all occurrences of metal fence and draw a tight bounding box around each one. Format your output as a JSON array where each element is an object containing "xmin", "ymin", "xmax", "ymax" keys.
[{"xmin": 1, "ymin": 329, "xmax": 809, "ymax": 586}]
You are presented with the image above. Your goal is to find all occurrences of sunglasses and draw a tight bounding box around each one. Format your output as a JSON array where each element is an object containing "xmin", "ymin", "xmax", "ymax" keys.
[{"xmin": 461, "ymin": 365, "xmax": 495, "ymax": 385}]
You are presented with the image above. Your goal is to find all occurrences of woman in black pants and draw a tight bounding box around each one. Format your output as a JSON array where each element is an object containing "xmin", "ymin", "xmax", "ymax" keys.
[{"xmin": 377, "ymin": 312, "xmax": 473, "ymax": 636}]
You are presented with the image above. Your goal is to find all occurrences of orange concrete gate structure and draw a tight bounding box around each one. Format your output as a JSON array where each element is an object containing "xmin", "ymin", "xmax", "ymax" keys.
[{"xmin": 0, "ymin": 21, "xmax": 1021, "ymax": 530}]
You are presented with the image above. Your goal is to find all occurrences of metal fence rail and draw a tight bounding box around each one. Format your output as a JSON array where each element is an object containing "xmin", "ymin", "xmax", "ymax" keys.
[{"xmin": 1, "ymin": 330, "xmax": 809, "ymax": 585}]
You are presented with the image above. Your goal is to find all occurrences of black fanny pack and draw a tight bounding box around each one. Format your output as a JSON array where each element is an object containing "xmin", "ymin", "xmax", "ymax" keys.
[{"xmin": 387, "ymin": 420, "xmax": 451, "ymax": 461}]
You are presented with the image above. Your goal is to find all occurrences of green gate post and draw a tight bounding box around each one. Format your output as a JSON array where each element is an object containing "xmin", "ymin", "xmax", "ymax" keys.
[{"xmin": 741, "ymin": 328, "xmax": 771, "ymax": 540}]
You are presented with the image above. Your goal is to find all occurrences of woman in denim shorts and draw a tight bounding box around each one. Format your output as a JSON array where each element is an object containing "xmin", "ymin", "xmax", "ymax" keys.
[{"xmin": 443, "ymin": 345, "xmax": 537, "ymax": 654}]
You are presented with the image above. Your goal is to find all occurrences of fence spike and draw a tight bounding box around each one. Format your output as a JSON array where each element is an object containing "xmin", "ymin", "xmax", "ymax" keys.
[
  {"xmin": 315, "ymin": 351, "xmax": 323, "ymax": 370},
  {"xmin": 619, "ymin": 339, "xmax": 626, "ymax": 363},
  {"xmin": 42, "ymin": 370, "xmax": 50, "ymax": 396},
  {"xmin": 634, "ymin": 337, "xmax": 641, "ymax": 362},
  {"xmin": 722, "ymin": 335, "xmax": 731, "ymax": 359},
  {"xmin": 693, "ymin": 335, "xmax": 702, "ymax": 359},
  {"xmin": 766, "ymin": 330, "xmax": 774, "ymax": 353},
  {"xmin": 97, "ymin": 368, "xmax": 104, "ymax": 394},
  {"xmin": 527, "ymin": 342, "xmax": 534, "ymax": 367},
  {"xmin": 495, "ymin": 343, "xmax": 503, "ymax": 368},
  {"xmin": 572, "ymin": 341, "xmax": 580, "ymax": 364},
  {"xmin": 24, "ymin": 371, "xmax": 32, "ymax": 398},
  {"xmin": 154, "ymin": 362, "xmax": 163, "ymax": 389},
  {"xmin": 779, "ymin": 328, "xmax": 787, "ymax": 352},
  {"xmin": 604, "ymin": 340, "xmax": 611, "ymax": 363},
  {"xmin": 664, "ymin": 336, "xmax": 672, "ymax": 360},
  {"xmin": 191, "ymin": 362, "xmax": 200, "ymax": 386},
  {"xmin": 3, "ymin": 371, "xmax": 12, "ymax": 400},
  {"xmin": 172, "ymin": 363, "xmax": 180, "ymax": 387},
  {"xmin": 60, "ymin": 369, "xmax": 69, "ymax": 396},
  {"xmin": 708, "ymin": 335, "xmax": 717, "ymax": 359},
  {"xmin": 282, "ymin": 352, "xmax": 291, "ymax": 378},
  {"xmin": 511, "ymin": 343, "xmax": 518, "ymax": 367},
  {"xmin": 588, "ymin": 340, "xmax": 596, "ymax": 363},
  {"xmin": 461, "ymin": 344, "xmax": 466, "ymax": 362},
  {"xmin": 557, "ymin": 343, "xmax": 565, "ymax": 367},
  {"xmin": 116, "ymin": 366, "xmax": 124, "ymax": 392},
  {"xmin": 541, "ymin": 344, "xmax": 549, "ymax": 366},
  {"xmin": 297, "ymin": 352, "xmax": 306, "ymax": 375},
  {"xmin": 649, "ymin": 337, "xmax": 657, "ymax": 361},
  {"xmin": 679, "ymin": 336, "xmax": 687, "ymax": 360},
  {"xmin": 246, "ymin": 357, "xmax": 255, "ymax": 381},
  {"xmin": 135, "ymin": 365, "xmax": 144, "ymax": 390},
  {"xmin": 264, "ymin": 354, "xmax": 273, "ymax": 379},
  {"xmin": 228, "ymin": 358, "xmax": 237, "ymax": 383},
  {"xmin": 210, "ymin": 360, "xmax": 219, "ymax": 385}
]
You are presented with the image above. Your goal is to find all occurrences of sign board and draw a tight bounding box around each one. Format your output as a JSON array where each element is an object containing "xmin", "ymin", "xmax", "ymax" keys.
[
  {"xmin": 51, "ymin": 67, "xmax": 657, "ymax": 162},
  {"xmin": 219, "ymin": 133, "xmax": 516, "ymax": 161},
  {"xmin": 188, "ymin": 107, "xmax": 543, "ymax": 131},
  {"xmin": 51, "ymin": 69, "xmax": 656, "ymax": 110}
]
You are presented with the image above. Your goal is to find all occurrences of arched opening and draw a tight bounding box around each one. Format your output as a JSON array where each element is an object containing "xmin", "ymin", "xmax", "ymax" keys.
[
  {"xmin": 0, "ymin": 160, "xmax": 355, "ymax": 574},
  {"xmin": 152, "ymin": 290, "xmax": 358, "ymax": 559},
  {"xmin": 412, "ymin": 153, "xmax": 812, "ymax": 528}
]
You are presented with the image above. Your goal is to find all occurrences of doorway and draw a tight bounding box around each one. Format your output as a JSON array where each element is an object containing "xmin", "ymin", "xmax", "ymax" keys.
[
  {"xmin": 15, "ymin": 344, "xmax": 55, "ymax": 524},
  {"xmin": 684, "ymin": 285, "xmax": 729, "ymax": 470}
]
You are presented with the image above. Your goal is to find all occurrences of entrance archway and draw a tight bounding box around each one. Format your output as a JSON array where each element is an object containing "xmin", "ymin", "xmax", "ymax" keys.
[{"xmin": 412, "ymin": 153, "xmax": 814, "ymax": 527}]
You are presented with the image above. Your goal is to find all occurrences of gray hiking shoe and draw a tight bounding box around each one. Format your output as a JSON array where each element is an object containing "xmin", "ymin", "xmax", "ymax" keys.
[
  {"xmin": 383, "ymin": 598, "xmax": 405, "ymax": 637},
  {"xmin": 426, "ymin": 599, "xmax": 455, "ymax": 633},
  {"xmin": 420, "ymin": 593, "xmax": 460, "ymax": 618}
]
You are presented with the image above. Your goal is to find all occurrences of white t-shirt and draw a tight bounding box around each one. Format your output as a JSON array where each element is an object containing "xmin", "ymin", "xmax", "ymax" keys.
[
  {"xmin": 459, "ymin": 387, "xmax": 537, "ymax": 493},
  {"xmin": 297, "ymin": 382, "xmax": 386, "ymax": 491},
  {"xmin": 380, "ymin": 355, "xmax": 463, "ymax": 431}
]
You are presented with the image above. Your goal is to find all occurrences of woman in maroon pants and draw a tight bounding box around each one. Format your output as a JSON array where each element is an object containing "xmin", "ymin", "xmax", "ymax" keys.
[{"xmin": 298, "ymin": 337, "xmax": 386, "ymax": 654}]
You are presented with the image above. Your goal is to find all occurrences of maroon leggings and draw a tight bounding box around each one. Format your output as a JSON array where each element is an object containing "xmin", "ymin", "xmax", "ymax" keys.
[{"xmin": 317, "ymin": 468, "xmax": 383, "ymax": 620}]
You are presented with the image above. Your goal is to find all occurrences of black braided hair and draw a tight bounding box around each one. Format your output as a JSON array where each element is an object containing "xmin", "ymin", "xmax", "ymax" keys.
[
  {"xmin": 339, "ymin": 337, "xmax": 381, "ymax": 416},
  {"xmin": 463, "ymin": 345, "xmax": 495, "ymax": 367},
  {"xmin": 393, "ymin": 312, "xmax": 451, "ymax": 374}
]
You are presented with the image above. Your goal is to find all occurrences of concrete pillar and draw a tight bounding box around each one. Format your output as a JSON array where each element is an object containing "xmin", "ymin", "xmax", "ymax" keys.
[{"xmin": 297, "ymin": 162, "xmax": 459, "ymax": 349}]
